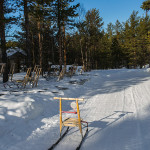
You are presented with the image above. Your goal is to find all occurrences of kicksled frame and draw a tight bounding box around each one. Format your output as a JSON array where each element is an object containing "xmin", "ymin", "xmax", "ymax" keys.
[{"xmin": 48, "ymin": 97, "xmax": 88, "ymax": 150}]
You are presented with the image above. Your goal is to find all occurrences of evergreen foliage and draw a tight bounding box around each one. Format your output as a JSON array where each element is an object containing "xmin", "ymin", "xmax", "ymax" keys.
[
  {"xmin": 1, "ymin": 0, "xmax": 150, "ymax": 77},
  {"xmin": 141, "ymin": 0, "xmax": 150, "ymax": 17},
  {"xmin": 0, "ymin": 0, "xmax": 19, "ymax": 82}
]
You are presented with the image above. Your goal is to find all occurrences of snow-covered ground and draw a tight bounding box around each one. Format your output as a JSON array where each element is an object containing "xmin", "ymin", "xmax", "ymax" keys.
[{"xmin": 0, "ymin": 68, "xmax": 150, "ymax": 150}]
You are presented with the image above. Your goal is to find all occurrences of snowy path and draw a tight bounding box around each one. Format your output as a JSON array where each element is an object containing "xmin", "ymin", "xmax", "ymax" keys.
[
  {"xmin": 0, "ymin": 69, "xmax": 150, "ymax": 150},
  {"xmin": 80, "ymin": 70, "xmax": 150, "ymax": 150}
]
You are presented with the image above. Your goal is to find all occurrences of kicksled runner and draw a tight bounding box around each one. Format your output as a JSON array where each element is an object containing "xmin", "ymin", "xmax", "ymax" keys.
[{"xmin": 48, "ymin": 97, "xmax": 88, "ymax": 150}]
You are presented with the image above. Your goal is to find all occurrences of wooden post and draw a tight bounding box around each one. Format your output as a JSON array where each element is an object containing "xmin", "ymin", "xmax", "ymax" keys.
[
  {"xmin": 59, "ymin": 97, "xmax": 62, "ymax": 136},
  {"xmin": 76, "ymin": 99, "xmax": 83, "ymax": 137},
  {"xmin": 8, "ymin": 63, "xmax": 15, "ymax": 81},
  {"xmin": 35, "ymin": 68, "xmax": 42, "ymax": 87},
  {"xmin": 22, "ymin": 67, "xmax": 32, "ymax": 88}
]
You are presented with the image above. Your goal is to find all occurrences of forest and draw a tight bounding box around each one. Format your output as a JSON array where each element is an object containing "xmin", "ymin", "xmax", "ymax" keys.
[{"xmin": 0, "ymin": 0, "xmax": 150, "ymax": 82}]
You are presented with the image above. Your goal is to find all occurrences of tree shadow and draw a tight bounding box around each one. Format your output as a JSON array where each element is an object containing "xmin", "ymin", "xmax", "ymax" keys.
[
  {"xmin": 87, "ymin": 111, "xmax": 133, "ymax": 139},
  {"xmin": 51, "ymin": 69, "xmax": 150, "ymax": 102},
  {"xmin": 83, "ymin": 105, "xmax": 150, "ymax": 150}
]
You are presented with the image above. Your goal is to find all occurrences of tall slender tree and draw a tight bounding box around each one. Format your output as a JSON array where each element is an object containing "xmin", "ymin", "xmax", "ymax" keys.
[
  {"xmin": 141, "ymin": 0, "xmax": 150, "ymax": 17},
  {"xmin": 0, "ymin": 0, "xmax": 17, "ymax": 82},
  {"xmin": 106, "ymin": 23, "xmax": 114, "ymax": 42},
  {"xmin": 84, "ymin": 8, "xmax": 103, "ymax": 69},
  {"xmin": 114, "ymin": 20, "xmax": 123, "ymax": 40},
  {"xmin": 23, "ymin": 0, "xmax": 31, "ymax": 67},
  {"xmin": 52, "ymin": 0, "xmax": 79, "ymax": 71},
  {"xmin": 136, "ymin": 17, "xmax": 150, "ymax": 67},
  {"xmin": 0, "ymin": 0, "xmax": 7, "ymax": 82},
  {"xmin": 111, "ymin": 37, "xmax": 122, "ymax": 68}
]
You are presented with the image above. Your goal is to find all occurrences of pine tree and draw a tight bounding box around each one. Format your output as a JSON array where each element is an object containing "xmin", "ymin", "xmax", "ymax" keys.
[
  {"xmin": 124, "ymin": 11, "xmax": 139, "ymax": 68},
  {"xmin": 106, "ymin": 23, "xmax": 114, "ymax": 42},
  {"xmin": 18, "ymin": 0, "xmax": 55, "ymax": 70},
  {"xmin": 141, "ymin": 0, "xmax": 150, "ymax": 17},
  {"xmin": 83, "ymin": 8, "xmax": 104, "ymax": 69},
  {"xmin": 136, "ymin": 16, "xmax": 150, "ymax": 68},
  {"xmin": 114, "ymin": 20, "xmax": 123, "ymax": 40},
  {"xmin": 0, "ymin": 0, "xmax": 7, "ymax": 82},
  {"xmin": 23, "ymin": 0, "xmax": 31, "ymax": 67},
  {"xmin": 0, "ymin": 0, "xmax": 18, "ymax": 82},
  {"xmin": 122, "ymin": 21, "xmax": 131, "ymax": 68},
  {"xmin": 111, "ymin": 37, "xmax": 122, "ymax": 68},
  {"xmin": 52, "ymin": 0, "xmax": 79, "ymax": 71}
]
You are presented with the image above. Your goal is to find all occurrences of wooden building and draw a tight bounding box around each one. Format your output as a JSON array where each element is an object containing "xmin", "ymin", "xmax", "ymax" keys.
[{"xmin": 7, "ymin": 47, "xmax": 27, "ymax": 72}]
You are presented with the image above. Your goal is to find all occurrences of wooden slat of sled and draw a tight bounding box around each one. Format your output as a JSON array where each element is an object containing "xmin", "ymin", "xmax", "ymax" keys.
[
  {"xmin": 63, "ymin": 118, "xmax": 80, "ymax": 127},
  {"xmin": 54, "ymin": 97, "xmax": 84, "ymax": 101}
]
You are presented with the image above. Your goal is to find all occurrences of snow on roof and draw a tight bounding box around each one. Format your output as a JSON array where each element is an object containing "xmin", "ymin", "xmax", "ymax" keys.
[{"xmin": 6, "ymin": 47, "xmax": 27, "ymax": 57}]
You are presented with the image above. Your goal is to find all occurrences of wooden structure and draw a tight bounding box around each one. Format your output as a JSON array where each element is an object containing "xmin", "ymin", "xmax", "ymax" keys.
[
  {"xmin": 31, "ymin": 66, "xmax": 42, "ymax": 88},
  {"xmin": 0, "ymin": 63, "xmax": 6, "ymax": 76},
  {"xmin": 7, "ymin": 47, "xmax": 27, "ymax": 73},
  {"xmin": 69, "ymin": 64, "xmax": 78, "ymax": 76},
  {"xmin": 15, "ymin": 65, "xmax": 42, "ymax": 88},
  {"xmin": 8, "ymin": 63, "xmax": 15, "ymax": 81},
  {"xmin": 72, "ymin": 64, "xmax": 78, "ymax": 74},
  {"xmin": 57, "ymin": 68, "xmax": 66, "ymax": 81},
  {"xmin": 15, "ymin": 67, "xmax": 32, "ymax": 88},
  {"xmin": 30, "ymin": 65, "xmax": 40, "ymax": 82},
  {"xmin": 4, "ymin": 66, "xmax": 42, "ymax": 89},
  {"xmin": 33, "ymin": 65, "xmax": 40, "ymax": 73},
  {"xmin": 54, "ymin": 97, "xmax": 86, "ymax": 137},
  {"xmin": 57, "ymin": 64, "xmax": 78, "ymax": 81},
  {"xmin": 44, "ymin": 65, "xmax": 59, "ymax": 80}
]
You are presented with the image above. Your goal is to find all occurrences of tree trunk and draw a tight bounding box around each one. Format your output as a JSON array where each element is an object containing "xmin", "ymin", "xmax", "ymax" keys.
[
  {"xmin": 51, "ymin": 37, "xmax": 55, "ymax": 64},
  {"xmin": 80, "ymin": 39, "xmax": 85, "ymax": 71},
  {"xmin": 24, "ymin": 0, "xmax": 31, "ymax": 67},
  {"xmin": 0, "ymin": 0, "xmax": 8, "ymax": 83},
  {"xmin": 85, "ymin": 41, "xmax": 88, "ymax": 71},
  {"xmin": 37, "ymin": 21, "xmax": 43, "ymax": 68},
  {"xmin": 57, "ymin": 0, "xmax": 62, "ymax": 72},
  {"xmin": 31, "ymin": 32, "xmax": 35, "ymax": 66},
  {"xmin": 63, "ymin": 24, "xmax": 66, "ymax": 72}
]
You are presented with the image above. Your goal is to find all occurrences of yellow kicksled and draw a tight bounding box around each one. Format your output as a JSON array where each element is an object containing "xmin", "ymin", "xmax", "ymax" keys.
[
  {"xmin": 48, "ymin": 97, "xmax": 88, "ymax": 150},
  {"xmin": 54, "ymin": 97, "xmax": 88, "ymax": 137}
]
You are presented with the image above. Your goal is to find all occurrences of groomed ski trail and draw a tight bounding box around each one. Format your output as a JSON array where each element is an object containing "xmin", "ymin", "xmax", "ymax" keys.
[{"xmin": 1, "ymin": 69, "xmax": 150, "ymax": 150}]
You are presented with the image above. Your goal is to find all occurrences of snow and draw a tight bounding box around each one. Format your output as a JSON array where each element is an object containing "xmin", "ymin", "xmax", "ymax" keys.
[
  {"xmin": 6, "ymin": 47, "xmax": 27, "ymax": 57},
  {"xmin": 0, "ymin": 68, "xmax": 150, "ymax": 150}
]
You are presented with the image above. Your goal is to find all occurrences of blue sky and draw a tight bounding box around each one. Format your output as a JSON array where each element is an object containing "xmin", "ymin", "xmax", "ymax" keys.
[
  {"xmin": 76, "ymin": 0, "xmax": 146, "ymax": 29},
  {"xmin": 8, "ymin": 0, "xmax": 146, "ymax": 41}
]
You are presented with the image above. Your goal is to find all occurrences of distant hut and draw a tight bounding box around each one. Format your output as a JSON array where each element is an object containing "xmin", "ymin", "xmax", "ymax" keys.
[{"xmin": 7, "ymin": 47, "xmax": 27, "ymax": 72}]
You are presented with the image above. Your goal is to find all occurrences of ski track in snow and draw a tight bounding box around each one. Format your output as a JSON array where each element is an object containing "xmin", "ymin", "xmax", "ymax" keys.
[{"xmin": 0, "ymin": 68, "xmax": 150, "ymax": 150}]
